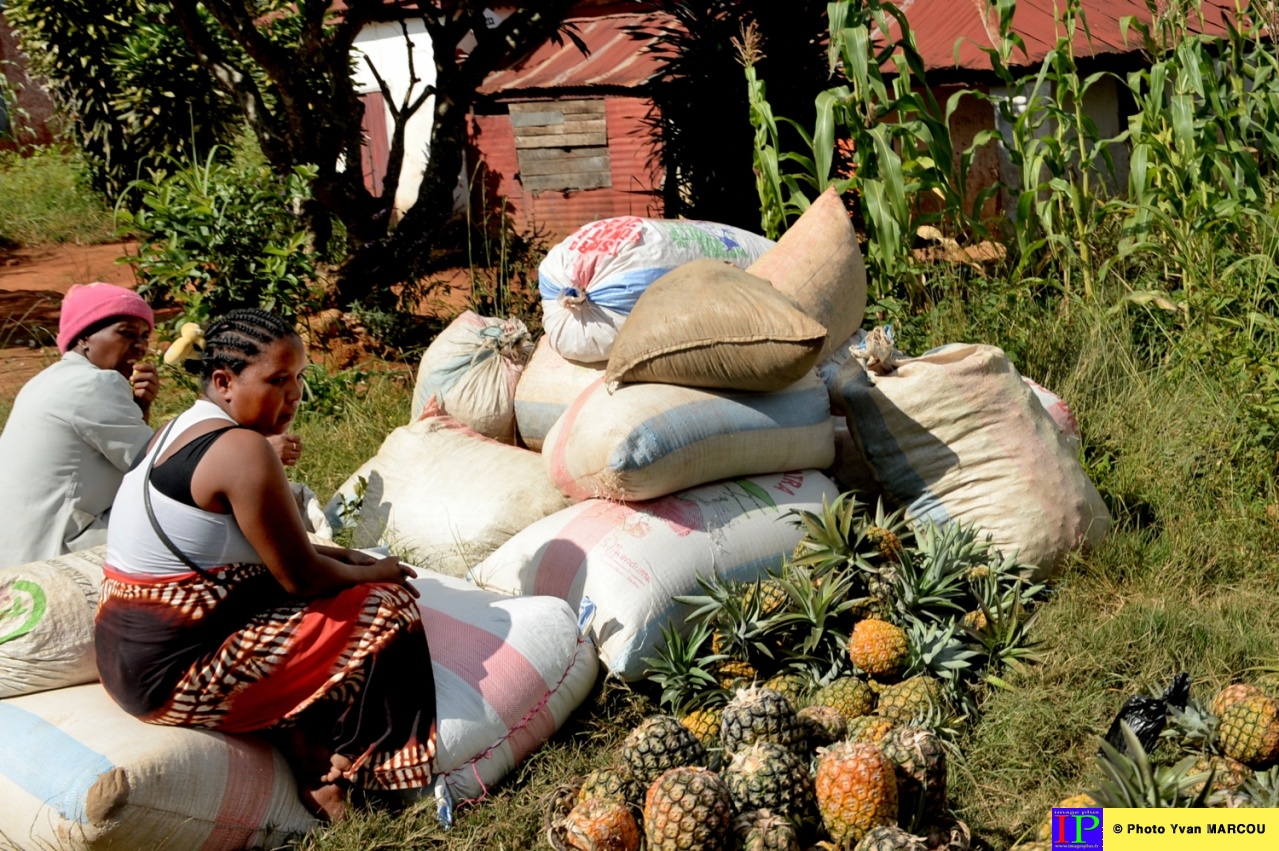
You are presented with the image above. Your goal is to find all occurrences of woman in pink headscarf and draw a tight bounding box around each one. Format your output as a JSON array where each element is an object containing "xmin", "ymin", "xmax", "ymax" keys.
[{"xmin": 0, "ymin": 283, "xmax": 160, "ymax": 567}]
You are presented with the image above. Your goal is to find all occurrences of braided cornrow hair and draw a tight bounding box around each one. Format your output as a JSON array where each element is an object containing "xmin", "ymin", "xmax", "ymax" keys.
[{"xmin": 187, "ymin": 308, "xmax": 298, "ymax": 384}]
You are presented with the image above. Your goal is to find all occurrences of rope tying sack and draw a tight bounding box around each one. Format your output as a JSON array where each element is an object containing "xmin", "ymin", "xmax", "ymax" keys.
[
  {"xmin": 854, "ymin": 325, "xmax": 906, "ymax": 375},
  {"xmin": 556, "ymin": 287, "xmax": 590, "ymax": 310}
]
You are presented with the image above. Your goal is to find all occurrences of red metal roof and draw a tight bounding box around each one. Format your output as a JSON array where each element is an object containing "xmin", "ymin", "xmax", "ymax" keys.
[
  {"xmin": 479, "ymin": 11, "xmax": 672, "ymax": 95},
  {"xmin": 884, "ymin": 0, "xmax": 1240, "ymax": 73}
]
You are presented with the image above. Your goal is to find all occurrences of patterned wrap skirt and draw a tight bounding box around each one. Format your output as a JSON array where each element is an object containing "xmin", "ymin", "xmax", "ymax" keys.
[{"xmin": 94, "ymin": 562, "xmax": 437, "ymax": 791}]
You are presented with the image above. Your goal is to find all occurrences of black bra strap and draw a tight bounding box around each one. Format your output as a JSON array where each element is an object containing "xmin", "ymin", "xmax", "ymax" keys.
[{"xmin": 143, "ymin": 418, "xmax": 226, "ymax": 586}]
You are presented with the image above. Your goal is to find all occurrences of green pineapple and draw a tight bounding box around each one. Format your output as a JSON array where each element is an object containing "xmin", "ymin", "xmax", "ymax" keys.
[
  {"xmin": 622, "ymin": 715, "xmax": 707, "ymax": 788},
  {"xmin": 721, "ymin": 686, "xmax": 806, "ymax": 755},
  {"xmin": 723, "ymin": 741, "xmax": 816, "ymax": 820},
  {"xmin": 733, "ymin": 809, "xmax": 800, "ymax": 851},
  {"xmin": 798, "ymin": 704, "xmax": 848, "ymax": 748},
  {"xmin": 812, "ymin": 677, "xmax": 877, "ymax": 720},
  {"xmin": 762, "ymin": 671, "xmax": 812, "ymax": 710},
  {"xmin": 879, "ymin": 726, "xmax": 947, "ymax": 824},
  {"xmin": 854, "ymin": 825, "xmax": 928, "ymax": 851},
  {"xmin": 681, "ymin": 706, "xmax": 725, "ymax": 748},
  {"xmin": 578, "ymin": 765, "xmax": 642, "ymax": 806},
  {"xmin": 644, "ymin": 766, "xmax": 733, "ymax": 851},
  {"xmin": 846, "ymin": 715, "xmax": 897, "ymax": 746},
  {"xmin": 875, "ymin": 676, "xmax": 948, "ymax": 724}
]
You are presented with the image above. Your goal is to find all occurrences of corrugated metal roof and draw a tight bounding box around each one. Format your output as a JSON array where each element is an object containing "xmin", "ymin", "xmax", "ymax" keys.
[
  {"xmin": 883, "ymin": 0, "xmax": 1239, "ymax": 72},
  {"xmin": 479, "ymin": 11, "xmax": 671, "ymax": 95}
]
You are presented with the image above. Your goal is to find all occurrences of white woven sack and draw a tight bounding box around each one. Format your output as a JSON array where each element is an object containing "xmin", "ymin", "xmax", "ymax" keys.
[
  {"xmin": 324, "ymin": 411, "xmax": 573, "ymax": 576},
  {"xmin": 513, "ymin": 336, "xmax": 605, "ymax": 452},
  {"xmin": 539, "ymin": 216, "xmax": 775, "ymax": 363},
  {"xmin": 410, "ymin": 311, "xmax": 534, "ymax": 442},
  {"xmin": 0, "ymin": 546, "xmax": 105, "ymax": 699},
  {"xmin": 416, "ymin": 569, "xmax": 597, "ymax": 805},
  {"xmin": 832, "ymin": 343, "xmax": 1110, "ymax": 579},
  {"xmin": 543, "ymin": 372, "xmax": 834, "ymax": 502},
  {"xmin": 470, "ymin": 470, "xmax": 839, "ymax": 680},
  {"xmin": 0, "ymin": 683, "xmax": 317, "ymax": 850},
  {"xmin": 1022, "ymin": 376, "xmax": 1081, "ymax": 446}
]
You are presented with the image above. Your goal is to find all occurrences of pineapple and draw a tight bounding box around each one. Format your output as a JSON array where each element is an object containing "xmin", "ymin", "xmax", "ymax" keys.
[
  {"xmin": 644, "ymin": 621, "xmax": 725, "ymax": 715},
  {"xmin": 798, "ymin": 705, "xmax": 848, "ymax": 748},
  {"xmin": 1090, "ymin": 724, "xmax": 1214, "ymax": 806},
  {"xmin": 622, "ymin": 715, "xmax": 707, "ymax": 788},
  {"xmin": 733, "ymin": 809, "xmax": 800, "ymax": 851},
  {"xmin": 879, "ymin": 726, "xmax": 947, "ymax": 824},
  {"xmin": 746, "ymin": 578, "xmax": 791, "ymax": 618},
  {"xmin": 846, "ymin": 715, "xmax": 897, "ymax": 746},
  {"xmin": 678, "ymin": 573, "xmax": 774, "ymax": 666},
  {"xmin": 811, "ymin": 677, "xmax": 877, "ymax": 720},
  {"xmin": 681, "ymin": 706, "xmax": 725, "ymax": 748},
  {"xmin": 849, "ymin": 620, "xmax": 908, "ymax": 678},
  {"xmin": 853, "ymin": 825, "xmax": 928, "ymax": 851},
  {"xmin": 875, "ymin": 676, "xmax": 947, "ymax": 723},
  {"xmin": 1191, "ymin": 754, "xmax": 1251, "ymax": 794},
  {"xmin": 960, "ymin": 610, "xmax": 988, "ymax": 632},
  {"xmin": 578, "ymin": 766, "xmax": 642, "ymax": 807},
  {"xmin": 864, "ymin": 526, "xmax": 905, "ymax": 564},
  {"xmin": 560, "ymin": 797, "xmax": 642, "ymax": 851},
  {"xmin": 718, "ymin": 659, "xmax": 760, "ymax": 691},
  {"xmin": 814, "ymin": 742, "xmax": 898, "ymax": 846},
  {"xmin": 723, "ymin": 741, "xmax": 816, "ymax": 820},
  {"xmin": 721, "ymin": 686, "xmax": 806, "ymax": 755},
  {"xmin": 1216, "ymin": 694, "xmax": 1279, "ymax": 767},
  {"xmin": 763, "ymin": 672, "xmax": 812, "ymax": 710},
  {"xmin": 1211, "ymin": 683, "xmax": 1265, "ymax": 717},
  {"xmin": 644, "ymin": 766, "xmax": 733, "ymax": 851}
]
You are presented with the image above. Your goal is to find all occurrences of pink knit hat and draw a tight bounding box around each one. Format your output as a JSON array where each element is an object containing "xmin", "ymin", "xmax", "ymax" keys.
[{"xmin": 57, "ymin": 282, "xmax": 155, "ymax": 353}]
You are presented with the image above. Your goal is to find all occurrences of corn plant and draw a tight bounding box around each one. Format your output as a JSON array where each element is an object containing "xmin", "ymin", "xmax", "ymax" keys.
[{"xmin": 742, "ymin": 0, "xmax": 997, "ymax": 297}]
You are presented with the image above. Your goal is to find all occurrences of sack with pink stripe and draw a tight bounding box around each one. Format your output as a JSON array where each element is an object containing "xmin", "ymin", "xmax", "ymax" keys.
[
  {"xmin": 0, "ymin": 569, "xmax": 596, "ymax": 845},
  {"xmin": 831, "ymin": 343, "xmax": 1110, "ymax": 579},
  {"xmin": 514, "ymin": 336, "xmax": 605, "ymax": 452},
  {"xmin": 416, "ymin": 569, "xmax": 597, "ymax": 807},
  {"xmin": 469, "ymin": 470, "xmax": 840, "ymax": 680}
]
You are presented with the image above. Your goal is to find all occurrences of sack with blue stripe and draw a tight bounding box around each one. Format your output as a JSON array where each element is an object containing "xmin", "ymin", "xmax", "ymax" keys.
[
  {"xmin": 543, "ymin": 371, "xmax": 834, "ymax": 502},
  {"xmin": 538, "ymin": 217, "xmax": 774, "ymax": 363},
  {"xmin": 410, "ymin": 311, "xmax": 534, "ymax": 442}
]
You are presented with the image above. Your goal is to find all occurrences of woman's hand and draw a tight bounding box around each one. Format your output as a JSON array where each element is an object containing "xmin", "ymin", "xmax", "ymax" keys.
[
  {"xmin": 364, "ymin": 556, "xmax": 420, "ymax": 598},
  {"xmin": 266, "ymin": 432, "xmax": 303, "ymax": 467},
  {"xmin": 130, "ymin": 362, "xmax": 160, "ymax": 419}
]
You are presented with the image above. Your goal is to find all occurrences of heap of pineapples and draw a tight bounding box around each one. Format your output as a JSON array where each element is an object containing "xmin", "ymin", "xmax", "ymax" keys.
[
  {"xmin": 1004, "ymin": 675, "xmax": 1279, "ymax": 850},
  {"xmin": 547, "ymin": 492, "xmax": 1049, "ymax": 850}
]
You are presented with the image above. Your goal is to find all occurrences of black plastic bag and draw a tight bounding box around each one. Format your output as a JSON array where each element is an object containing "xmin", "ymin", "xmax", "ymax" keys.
[{"xmin": 1101, "ymin": 672, "xmax": 1191, "ymax": 756}]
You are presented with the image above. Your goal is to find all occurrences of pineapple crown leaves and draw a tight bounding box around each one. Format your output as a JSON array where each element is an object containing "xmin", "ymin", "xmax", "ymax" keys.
[
  {"xmin": 642, "ymin": 621, "xmax": 727, "ymax": 713},
  {"xmin": 1161, "ymin": 697, "xmax": 1220, "ymax": 755},
  {"xmin": 766, "ymin": 563, "xmax": 857, "ymax": 676},
  {"xmin": 673, "ymin": 573, "xmax": 775, "ymax": 662},
  {"xmin": 885, "ymin": 544, "xmax": 970, "ymax": 624},
  {"xmin": 904, "ymin": 620, "xmax": 981, "ymax": 687},
  {"xmin": 1239, "ymin": 766, "xmax": 1279, "ymax": 807},
  {"xmin": 786, "ymin": 492, "xmax": 864, "ymax": 576},
  {"xmin": 962, "ymin": 585, "xmax": 1045, "ymax": 688},
  {"xmin": 1089, "ymin": 723, "xmax": 1218, "ymax": 808}
]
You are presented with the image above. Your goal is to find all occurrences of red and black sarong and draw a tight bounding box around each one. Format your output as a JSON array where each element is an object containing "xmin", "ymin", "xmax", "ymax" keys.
[{"xmin": 95, "ymin": 562, "xmax": 437, "ymax": 791}]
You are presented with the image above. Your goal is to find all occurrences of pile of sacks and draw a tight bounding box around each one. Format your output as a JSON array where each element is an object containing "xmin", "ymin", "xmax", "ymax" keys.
[
  {"xmin": 328, "ymin": 189, "xmax": 1110, "ymax": 684},
  {"xmin": 0, "ymin": 554, "xmax": 597, "ymax": 847}
]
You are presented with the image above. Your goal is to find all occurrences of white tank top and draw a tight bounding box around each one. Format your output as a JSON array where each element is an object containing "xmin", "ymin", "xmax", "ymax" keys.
[{"xmin": 106, "ymin": 400, "xmax": 264, "ymax": 576}]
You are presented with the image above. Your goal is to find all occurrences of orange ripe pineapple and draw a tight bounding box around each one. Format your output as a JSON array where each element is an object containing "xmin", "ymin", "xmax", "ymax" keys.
[
  {"xmin": 849, "ymin": 619, "xmax": 908, "ymax": 678},
  {"xmin": 561, "ymin": 797, "xmax": 642, "ymax": 851},
  {"xmin": 814, "ymin": 742, "xmax": 897, "ymax": 846}
]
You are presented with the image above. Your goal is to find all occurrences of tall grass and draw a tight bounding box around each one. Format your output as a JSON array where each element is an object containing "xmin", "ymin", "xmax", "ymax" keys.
[{"xmin": 0, "ymin": 146, "xmax": 115, "ymax": 248}]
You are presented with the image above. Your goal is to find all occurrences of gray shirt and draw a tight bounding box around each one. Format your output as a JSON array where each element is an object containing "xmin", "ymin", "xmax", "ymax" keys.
[{"xmin": 0, "ymin": 352, "xmax": 153, "ymax": 568}]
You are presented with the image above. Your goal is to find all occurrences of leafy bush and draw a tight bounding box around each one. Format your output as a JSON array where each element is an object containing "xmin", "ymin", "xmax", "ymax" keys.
[{"xmin": 117, "ymin": 149, "xmax": 323, "ymax": 328}]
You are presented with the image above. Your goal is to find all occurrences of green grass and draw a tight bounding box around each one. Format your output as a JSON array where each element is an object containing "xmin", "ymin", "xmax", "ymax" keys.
[{"xmin": 0, "ymin": 146, "xmax": 116, "ymax": 248}]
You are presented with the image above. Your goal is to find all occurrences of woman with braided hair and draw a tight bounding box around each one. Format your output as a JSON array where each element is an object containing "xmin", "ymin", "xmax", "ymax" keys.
[{"xmin": 94, "ymin": 308, "xmax": 436, "ymax": 821}]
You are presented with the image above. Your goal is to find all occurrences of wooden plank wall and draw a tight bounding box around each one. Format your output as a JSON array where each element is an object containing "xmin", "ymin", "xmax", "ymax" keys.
[{"xmin": 510, "ymin": 99, "xmax": 612, "ymax": 192}]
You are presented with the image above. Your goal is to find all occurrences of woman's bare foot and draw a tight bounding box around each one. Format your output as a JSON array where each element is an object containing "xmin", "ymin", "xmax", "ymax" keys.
[{"xmin": 300, "ymin": 782, "xmax": 349, "ymax": 822}]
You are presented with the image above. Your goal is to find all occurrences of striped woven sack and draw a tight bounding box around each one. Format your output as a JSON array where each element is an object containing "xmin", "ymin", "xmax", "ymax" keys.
[
  {"xmin": 513, "ymin": 336, "xmax": 605, "ymax": 452},
  {"xmin": 469, "ymin": 470, "xmax": 839, "ymax": 680},
  {"xmin": 543, "ymin": 371, "xmax": 834, "ymax": 502}
]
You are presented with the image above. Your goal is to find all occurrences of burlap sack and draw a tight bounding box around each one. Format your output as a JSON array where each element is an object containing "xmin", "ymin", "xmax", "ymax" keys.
[
  {"xmin": 604, "ymin": 259, "xmax": 827, "ymax": 392},
  {"xmin": 747, "ymin": 186, "xmax": 868, "ymax": 361}
]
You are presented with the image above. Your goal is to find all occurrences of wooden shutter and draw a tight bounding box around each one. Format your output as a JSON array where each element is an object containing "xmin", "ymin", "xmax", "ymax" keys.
[{"xmin": 510, "ymin": 99, "xmax": 611, "ymax": 193}]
